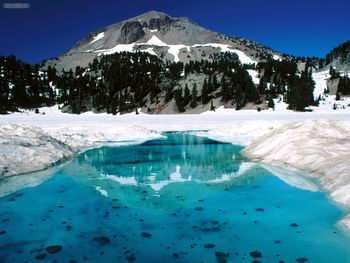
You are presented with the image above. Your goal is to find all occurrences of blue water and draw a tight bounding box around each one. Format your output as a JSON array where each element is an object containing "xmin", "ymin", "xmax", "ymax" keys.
[{"xmin": 1, "ymin": 133, "xmax": 350, "ymax": 263}]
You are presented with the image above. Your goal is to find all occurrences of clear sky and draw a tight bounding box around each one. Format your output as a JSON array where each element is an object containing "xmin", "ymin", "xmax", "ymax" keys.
[{"xmin": 0, "ymin": 0, "xmax": 349, "ymax": 64}]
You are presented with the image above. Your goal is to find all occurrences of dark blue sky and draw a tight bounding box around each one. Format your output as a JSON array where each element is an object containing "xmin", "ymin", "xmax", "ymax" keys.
[{"xmin": 0, "ymin": 0, "xmax": 349, "ymax": 64}]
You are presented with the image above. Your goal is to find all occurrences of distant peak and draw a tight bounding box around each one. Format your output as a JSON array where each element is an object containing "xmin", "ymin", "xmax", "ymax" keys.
[{"xmin": 134, "ymin": 10, "xmax": 173, "ymax": 20}]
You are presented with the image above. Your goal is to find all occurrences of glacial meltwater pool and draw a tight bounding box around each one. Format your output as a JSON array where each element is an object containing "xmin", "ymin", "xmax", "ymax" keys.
[{"xmin": 1, "ymin": 133, "xmax": 350, "ymax": 263}]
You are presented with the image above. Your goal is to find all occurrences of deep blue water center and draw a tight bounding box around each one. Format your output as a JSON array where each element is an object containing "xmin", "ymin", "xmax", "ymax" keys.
[{"xmin": 1, "ymin": 133, "xmax": 350, "ymax": 263}]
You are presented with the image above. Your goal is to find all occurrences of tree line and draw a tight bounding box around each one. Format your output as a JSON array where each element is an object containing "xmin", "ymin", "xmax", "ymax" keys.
[{"xmin": 0, "ymin": 51, "xmax": 323, "ymax": 114}]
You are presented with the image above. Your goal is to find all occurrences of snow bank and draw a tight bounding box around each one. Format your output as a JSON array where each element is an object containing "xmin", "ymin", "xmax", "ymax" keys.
[
  {"xmin": 45, "ymin": 124, "xmax": 162, "ymax": 149},
  {"xmin": 196, "ymin": 120, "xmax": 284, "ymax": 146},
  {"xmin": 0, "ymin": 124, "xmax": 74, "ymax": 176},
  {"xmin": 243, "ymin": 120, "xmax": 350, "ymax": 228},
  {"xmin": 0, "ymin": 123, "xmax": 162, "ymax": 177}
]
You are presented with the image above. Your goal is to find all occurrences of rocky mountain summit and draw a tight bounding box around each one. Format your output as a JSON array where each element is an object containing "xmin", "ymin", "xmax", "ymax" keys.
[{"xmin": 43, "ymin": 11, "xmax": 283, "ymax": 71}]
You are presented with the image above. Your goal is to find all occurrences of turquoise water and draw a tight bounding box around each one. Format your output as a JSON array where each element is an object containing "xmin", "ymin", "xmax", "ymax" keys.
[{"xmin": 1, "ymin": 133, "xmax": 350, "ymax": 263}]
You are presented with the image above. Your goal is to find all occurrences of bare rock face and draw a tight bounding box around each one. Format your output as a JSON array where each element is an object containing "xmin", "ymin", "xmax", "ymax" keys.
[
  {"xmin": 148, "ymin": 16, "xmax": 173, "ymax": 30},
  {"xmin": 119, "ymin": 21, "xmax": 145, "ymax": 44},
  {"xmin": 327, "ymin": 78, "xmax": 340, "ymax": 95}
]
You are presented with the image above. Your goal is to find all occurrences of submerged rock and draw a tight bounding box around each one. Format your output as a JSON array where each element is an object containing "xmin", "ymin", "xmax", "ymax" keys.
[
  {"xmin": 35, "ymin": 253, "xmax": 46, "ymax": 260},
  {"xmin": 141, "ymin": 232, "xmax": 152, "ymax": 238},
  {"xmin": 296, "ymin": 258, "xmax": 309, "ymax": 262},
  {"xmin": 45, "ymin": 245, "xmax": 62, "ymax": 254},
  {"xmin": 215, "ymin": 251, "xmax": 229, "ymax": 263},
  {"xmin": 204, "ymin": 243, "xmax": 216, "ymax": 249},
  {"xmin": 249, "ymin": 250, "xmax": 262, "ymax": 258},
  {"xmin": 127, "ymin": 255, "xmax": 136, "ymax": 262},
  {"xmin": 92, "ymin": 236, "xmax": 111, "ymax": 245}
]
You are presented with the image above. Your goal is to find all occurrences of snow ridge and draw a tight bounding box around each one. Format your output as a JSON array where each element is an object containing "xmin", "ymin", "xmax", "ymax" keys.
[{"xmin": 94, "ymin": 36, "xmax": 256, "ymax": 64}]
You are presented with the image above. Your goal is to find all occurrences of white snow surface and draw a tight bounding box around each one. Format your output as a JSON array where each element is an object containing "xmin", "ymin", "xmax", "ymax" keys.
[
  {"xmin": 145, "ymin": 36, "xmax": 189, "ymax": 62},
  {"xmin": 273, "ymin": 54, "xmax": 282, "ymax": 61},
  {"xmin": 193, "ymin": 43, "xmax": 257, "ymax": 64},
  {"xmin": 0, "ymin": 124, "xmax": 74, "ymax": 176},
  {"xmin": 89, "ymin": 32, "xmax": 104, "ymax": 44},
  {"xmin": 247, "ymin": 69, "xmax": 260, "ymax": 85},
  {"xmin": 146, "ymin": 35, "xmax": 167, "ymax": 46},
  {"xmin": 312, "ymin": 70, "xmax": 329, "ymax": 99},
  {"xmin": 94, "ymin": 37, "xmax": 256, "ymax": 64},
  {"xmin": 97, "ymin": 43, "xmax": 136, "ymax": 55}
]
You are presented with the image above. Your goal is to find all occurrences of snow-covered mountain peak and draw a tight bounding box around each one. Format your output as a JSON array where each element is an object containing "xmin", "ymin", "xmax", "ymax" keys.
[{"xmin": 44, "ymin": 10, "xmax": 283, "ymax": 71}]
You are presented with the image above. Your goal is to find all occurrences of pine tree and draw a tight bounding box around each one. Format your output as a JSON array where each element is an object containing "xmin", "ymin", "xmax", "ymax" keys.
[
  {"xmin": 183, "ymin": 83, "xmax": 191, "ymax": 106},
  {"xmin": 212, "ymin": 74, "xmax": 218, "ymax": 91},
  {"xmin": 174, "ymin": 88, "xmax": 185, "ymax": 112},
  {"xmin": 201, "ymin": 78, "xmax": 210, "ymax": 105},
  {"xmin": 220, "ymin": 77, "xmax": 230, "ymax": 102},
  {"xmin": 190, "ymin": 83, "xmax": 198, "ymax": 108},
  {"xmin": 267, "ymin": 95, "xmax": 275, "ymax": 110},
  {"xmin": 258, "ymin": 79, "xmax": 267, "ymax": 96},
  {"xmin": 210, "ymin": 100, "xmax": 215, "ymax": 111}
]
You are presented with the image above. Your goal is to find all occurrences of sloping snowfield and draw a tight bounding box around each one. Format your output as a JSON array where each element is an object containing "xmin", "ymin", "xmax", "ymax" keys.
[{"xmin": 1, "ymin": 106, "xmax": 350, "ymax": 228}]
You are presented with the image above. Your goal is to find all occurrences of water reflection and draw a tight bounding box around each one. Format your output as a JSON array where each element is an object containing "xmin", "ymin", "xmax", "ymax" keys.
[
  {"xmin": 61, "ymin": 133, "xmax": 267, "ymax": 211},
  {"xmin": 67, "ymin": 133, "xmax": 261, "ymax": 186}
]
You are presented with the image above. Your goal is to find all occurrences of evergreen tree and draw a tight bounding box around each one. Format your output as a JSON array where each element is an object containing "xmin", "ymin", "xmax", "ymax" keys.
[
  {"xmin": 267, "ymin": 95, "xmax": 275, "ymax": 110},
  {"xmin": 201, "ymin": 78, "xmax": 210, "ymax": 105},
  {"xmin": 286, "ymin": 62, "xmax": 315, "ymax": 111},
  {"xmin": 210, "ymin": 100, "xmax": 215, "ymax": 111},
  {"xmin": 183, "ymin": 83, "xmax": 191, "ymax": 106},
  {"xmin": 220, "ymin": 77, "xmax": 230, "ymax": 102},
  {"xmin": 190, "ymin": 83, "xmax": 198, "ymax": 108},
  {"xmin": 174, "ymin": 88, "xmax": 185, "ymax": 112}
]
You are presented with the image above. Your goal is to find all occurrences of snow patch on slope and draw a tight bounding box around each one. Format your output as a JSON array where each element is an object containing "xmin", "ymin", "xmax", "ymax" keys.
[
  {"xmin": 147, "ymin": 35, "xmax": 167, "ymax": 46},
  {"xmin": 247, "ymin": 69, "xmax": 260, "ymax": 85},
  {"xmin": 94, "ymin": 36, "xmax": 256, "ymax": 64},
  {"xmin": 193, "ymin": 43, "xmax": 257, "ymax": 64},
  {"xmin": 97, "ymin": 43, "xmax": 135, "ymax": 55},
  {"xmin": 312, "ymin": 70, "xmax": 329, "ymax": 99},
  {"xmin": 146, "ymin": 36, "xmax": 189, "ymax": 62},
  {"xmin": 90, "ymin": 32, "xmax": 104, "ymax": 44},
  {"xmin": 273, "ymin": 54, "xmax": 282, "ymax": 61}
]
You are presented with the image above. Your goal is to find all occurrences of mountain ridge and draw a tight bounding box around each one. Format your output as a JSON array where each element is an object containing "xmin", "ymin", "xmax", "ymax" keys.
[{"xmin": 43, "ymin": 10, "xmax": 284, "ymax": 71}]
